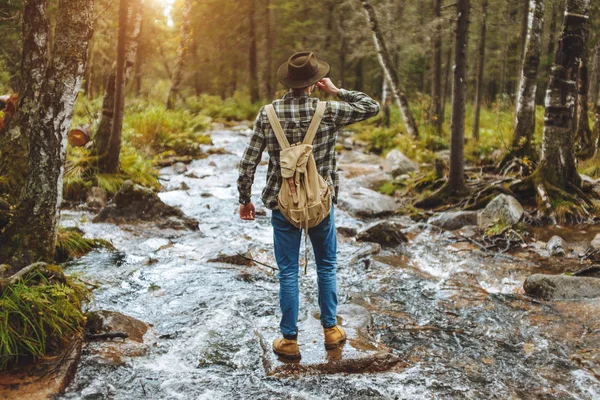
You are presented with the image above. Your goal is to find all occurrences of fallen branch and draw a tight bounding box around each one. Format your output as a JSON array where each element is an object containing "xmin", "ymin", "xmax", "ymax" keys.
[
  {"xmin": 235, "ymin": 252, "xmax": 278, "ymax": 271},
  {"xmin": 85, "ymin": 332, "xmax": 129, "ymax": 341}
]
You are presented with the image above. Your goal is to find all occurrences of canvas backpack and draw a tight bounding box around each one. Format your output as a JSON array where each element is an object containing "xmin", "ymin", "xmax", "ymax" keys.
[{"xmin": 265, "ymin": 101, "xmax": 332, "ymax": 271}]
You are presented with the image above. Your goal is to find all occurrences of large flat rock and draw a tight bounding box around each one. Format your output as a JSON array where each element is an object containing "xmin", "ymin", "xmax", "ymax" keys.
[
  {"xmin": 256, "ymin": 304, "xmax": 403, "ymax": 376},
  {"xmin": 0, "ymin": 333, "xmax": 83, "ymax": 400},
  {"xmin": 337, "ymin": 186, "xmax": 400, "ymax": 218}
]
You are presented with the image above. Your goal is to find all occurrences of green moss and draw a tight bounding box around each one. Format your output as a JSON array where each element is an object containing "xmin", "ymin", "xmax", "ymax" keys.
[{"xmin": 0, "ymin": 266, "xmax": 91, "ymax": 369}]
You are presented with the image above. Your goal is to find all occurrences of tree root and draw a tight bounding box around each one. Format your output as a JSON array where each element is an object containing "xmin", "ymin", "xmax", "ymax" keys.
[{"xmin": 0, "ymin": 262, "xmax": 66, "ymax": 294}]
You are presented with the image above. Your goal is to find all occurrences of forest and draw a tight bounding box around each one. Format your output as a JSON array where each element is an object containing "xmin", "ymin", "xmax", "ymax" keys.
[{"xmin": 1, "ymin": 0, "xmax": 600, "ymax": 398}]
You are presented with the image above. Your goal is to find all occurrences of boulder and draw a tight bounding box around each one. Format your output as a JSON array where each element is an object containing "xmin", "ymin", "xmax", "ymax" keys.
[
  {"xmin": 86, "ymin": 310, "xmax": 149, "ymax": 343},
  {"xmin": 382, "ymin": 149, "xmax": 419, "ymax": 177},
  {"xmin": 86, "ymin": 186, "xmax": 107, "ymax": 211},
  {"xmin": 524, "ymin": 274, "xmax": 600, "ymax": 300},
  {"xmin": 337, "ymin": 227, "xmax": 358, "ymax": 237},
  {"xmin": 337, "ymin": 186, "xmax": 400, "ymax": 218},
  {"xmin": 357, "ymin": 221, "xmax": 407, "ymax": 247},
  {"xmin": 591, "ymin": 233, "xmax": 600, "ymax": 250},
  {"xmin": 477, "ymin": 194, "xmax": 524, "ymax": 230},
  {"xmin": 428, "ymin": 211, "xmax": 478, "ymax": 230},
  {"xmin": 546, "ymin": 236, "xmax": 568, "ymax": 256},
  {"xmin": 93, "ymin": 180, "xmax": 198, "ymax": 230}
]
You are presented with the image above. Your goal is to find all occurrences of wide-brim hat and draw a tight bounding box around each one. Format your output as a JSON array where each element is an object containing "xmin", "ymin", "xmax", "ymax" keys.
[{"xmin": 278, "ymin": 51, "xmax": 330, "ymax": 89}]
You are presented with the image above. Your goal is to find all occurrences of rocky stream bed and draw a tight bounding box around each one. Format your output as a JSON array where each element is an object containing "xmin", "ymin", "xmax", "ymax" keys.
[{"xmin": 40, "ymin": 127, "xmax": 600, "ymax": 399}]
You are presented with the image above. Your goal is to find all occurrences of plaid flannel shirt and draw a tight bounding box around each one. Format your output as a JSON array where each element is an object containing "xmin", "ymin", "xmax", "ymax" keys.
[{"xmin": 237, "ymin": 89, "xmax": 380, "ymax": 210}]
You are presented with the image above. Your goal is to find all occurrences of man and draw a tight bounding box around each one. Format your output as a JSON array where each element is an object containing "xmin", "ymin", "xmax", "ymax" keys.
[{"xmin": 237, "ymin": 51, "xmax": 379, "ymax": 359}]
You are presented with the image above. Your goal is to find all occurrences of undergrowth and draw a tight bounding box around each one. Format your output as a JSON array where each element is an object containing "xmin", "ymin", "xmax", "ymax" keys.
[{"xmin": 0, "ymin": 266, "xmax": 91, "ymax": 369}]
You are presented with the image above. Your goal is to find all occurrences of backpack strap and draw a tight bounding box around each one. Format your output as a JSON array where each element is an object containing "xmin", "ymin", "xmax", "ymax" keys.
[
  {"xmin": 265, "ymin": 104, "xmax": 290, "ymax": 149},
  {"xmin": 303, "ymin": 101, "xmax": 326, "ymax": 145}
]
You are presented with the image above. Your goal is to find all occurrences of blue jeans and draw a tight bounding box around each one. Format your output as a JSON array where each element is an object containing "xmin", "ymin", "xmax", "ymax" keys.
[{"xmin": 272, "ymin": 206, "xmax": 337, "ymax": 339}]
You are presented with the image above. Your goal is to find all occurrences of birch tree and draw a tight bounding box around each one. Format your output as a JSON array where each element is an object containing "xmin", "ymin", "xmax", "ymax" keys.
[
  {"xmin": 0, "ymin": 0, "xmax": 49, "ymax": 204},
  {"xmin": 534, "ymin": 0, "xmax": 591, "ymax": 219},
  {"xmin": 360, "ymin": 0, "xmax": 419, "ymax": 138},
  {"xmin": 1, "ymin": 0, "xmax": 95, "ymax": 269},
  {"xmin": 505, "ymin": 0, "xmax": 545, "ymax": 163}
]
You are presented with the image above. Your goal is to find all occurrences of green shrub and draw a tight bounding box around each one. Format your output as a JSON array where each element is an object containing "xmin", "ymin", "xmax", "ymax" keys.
[
  {"xmin": 0, "ymin": 266, "xmax": 91, "ymax": 369},
  {"xmin": 55, "ymin": 228, "xmax": 114, "ymax": 263}
]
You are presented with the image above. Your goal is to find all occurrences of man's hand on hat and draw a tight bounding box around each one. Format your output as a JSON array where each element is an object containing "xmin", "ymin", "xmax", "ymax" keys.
[{"xmin": 316, "ymin": 78, "xmax": 340, "ymax": 96}]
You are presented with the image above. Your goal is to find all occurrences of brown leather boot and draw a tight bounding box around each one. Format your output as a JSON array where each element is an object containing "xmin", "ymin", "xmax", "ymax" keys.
[
  {"xmin": 272, "ymin": 338, "xmax": 301, "ymax": 359},
  {"xmin": 323, "ymin": 325, "xmax": 346, "ymax": 350}
]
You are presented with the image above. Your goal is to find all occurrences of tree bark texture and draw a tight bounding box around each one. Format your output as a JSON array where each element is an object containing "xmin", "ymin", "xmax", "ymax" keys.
[
  {"xmin": 593, "ymin": 82, "xmax": 600, "ymax": 153},
  {"xmin": 511, "ymin": 0, "xmax": 545, "ymax": 159},
  {"xmin": 431, "ymin": 0, "xmax": 443, "ymax": 134},
  {"xmin": 264, "ymin": 0, "xmax": 274, "ymax": 100},
  {"xmin": 1, "ymin": 0, "xmax": 94, "ymax": 269},
  {"xmin": 0, "ymin": 0, "xmax": 49, "ymax": 204},
  {"xmin": 590, "ymin": 45, "xmax": 600, "ymax": 107},
  {"xmin": 361, "ymin": 0, "xmax": 419, "ymax": 138},
  {"xmin": 575, "ymin": 49, "xmax": 594, "ymax": 159},
  {"xmin": 472, "ymin": 0, "xmax": 488, "ymax": 142},
  {"xmin": 248, "ymin": 0, "xmax": 259, "ymax": 103},
  {"xmin": 441, "ymin": 44, "xmax": 453, "ymax": 125},
  {"xmin": 539, "ymin": 0, "xmax": 590, "ymax": 190},
  {"xmin": 449, "ymin": 0, "xmax": 470, "ymax": 192},
  {"xmin": 166, "ymin": 0, "xmax": 192, "ymax": 109},
  {"xmin": 96, "ymin": 0, "xmax": 143, "ymax": 173}
]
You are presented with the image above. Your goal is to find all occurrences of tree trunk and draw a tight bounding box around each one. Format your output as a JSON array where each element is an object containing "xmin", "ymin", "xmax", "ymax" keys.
[
  {"xmin": 381, "ymin": 77, "xmax": 391, "ymax": 127},
  {"xmin": 538, "ymin": 0, "xmax": 590, "ymax": 193},
  {"xmin": 360, "ymin": 0, "xmax": 419, "ymax": 138},
  {"xmin": 191, "ymin": 38, "xmax": 201, "ymax": 97},
  {"xmin": 431, "ymin": 0, "xmax": 443, "ymax": 134},
  {"xmin": 166, "ymin": 0, "xmax": 192, "ymax": 109},
  {"xmin": 449, "ymin": 0, "xmax": 470, "ymax": 193},
  {"xmin": 593, "ymin": 83, "xmax": 600, "ymax": 153},
  {"xmin": 0, "ymin": 0, "xmax": 49, "ymax": 205},
  {"xmin": 248, "ymin": 0, "xmax": 259, "ymax": 103},
  {"xmin": 441, "ymin": 44, "xmax": 453, "ymax": 125},
  {"xmin": 355, "ymin": 58, "xmax": 364, "ymax": 92},
  {"xmin": 575, "ymin": 46, "xmax": 594, "ymax": 159},
  {"xmin": 518, "ymin": 0, "xmax": 530, "ymax": 75},
  {"xmin": 264, "ymin": 0, "xmax": 274, "ymax": 100},
  {"xmin": 1, "ymin": 0, "xmax": 94, "ymax": 269},
  {"xmin": 509, "ymin": 0, "xmax": 545, "ymax": 160},
  {"xmin": 590, "ymin": 44, "xmax": 600, "ymax": 107},
  {"xmin": 472, "ymin": 0, "xmax": 488, "ymax": 142},
  {"xmin": 96, "ymin": 0, "xmax": 142, "ymax": 173}
]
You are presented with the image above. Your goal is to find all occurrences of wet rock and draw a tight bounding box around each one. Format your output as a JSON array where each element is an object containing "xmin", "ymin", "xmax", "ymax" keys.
[
  {"xmin": 337, "ymin": 227, "xmax": 358, "ymax": 237},
  {"xmin": 85, "ymin": 311, "xmax": 151, "ymax": 367},
  {"xmin": 524, "ymin": 274, "xmax": 600, "ymax": 300},
  {"xmin": 591, "ymin": 233, "xmax": 600, "ymax": 250},
  {"xmin": 257, "ymin": 304, "xmax": 403, "ymax": 376},
  {"xmin": 382, "ymin": 149, "xmax": 419, "ymax": 177},
  {"xmin": 86, "ymin": 186, "xmax": 107, "ymax": 211},
  {"xmin": 0, "ymin": 333, "xmax": 83, "ymax": 400},
  {"xmin": 477, "ymin": 194, "xmax": 524, "ymax": 230},
  {"xmin": 337, "ymin": 186, "xmax": 400, "ymax": 218},
  {"xmin": 172, "ymin": 162, "xmax": 188, "ymax": 174},
  {"xmin": 208, "ymin": 251, "xmax": 254, "ymax": 266},
  {"xmin": 357, "ymin": 221, "xmax": 407, "ymax": 247},
  {"xmin": 93, "ymin": 180, "xmax": 199, "ymax": 230},
  {"xmin": 86, "ymin": 310, "xmax": 149, "ymax": 342},
  {"xmin": 428, "ymin": 211, "xmax": 478, "ymax": 230},
  {"xmin": 547, "ymin": 236, "xmax": 568, "ymax": 256}
]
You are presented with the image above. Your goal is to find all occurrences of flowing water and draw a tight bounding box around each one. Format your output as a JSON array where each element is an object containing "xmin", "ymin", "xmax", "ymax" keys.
[{"xmin": 59, "ymin": 129, "xmax": 600, "ymax": 399}]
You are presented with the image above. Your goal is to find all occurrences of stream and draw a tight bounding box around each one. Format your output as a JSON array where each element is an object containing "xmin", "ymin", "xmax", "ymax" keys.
[{"xmin": 59, "ymin": 128, "xmax": 600, "ymax": 399}]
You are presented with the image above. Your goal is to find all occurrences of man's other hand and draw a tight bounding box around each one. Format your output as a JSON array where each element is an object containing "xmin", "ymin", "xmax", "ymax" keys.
[
  {"xmin": 240, "ymin": 202, "xmax": 255, "ymax": 220},
  {"xmin": 317, "ymin": 78, "xmax": 340, "ymax": 96}
]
